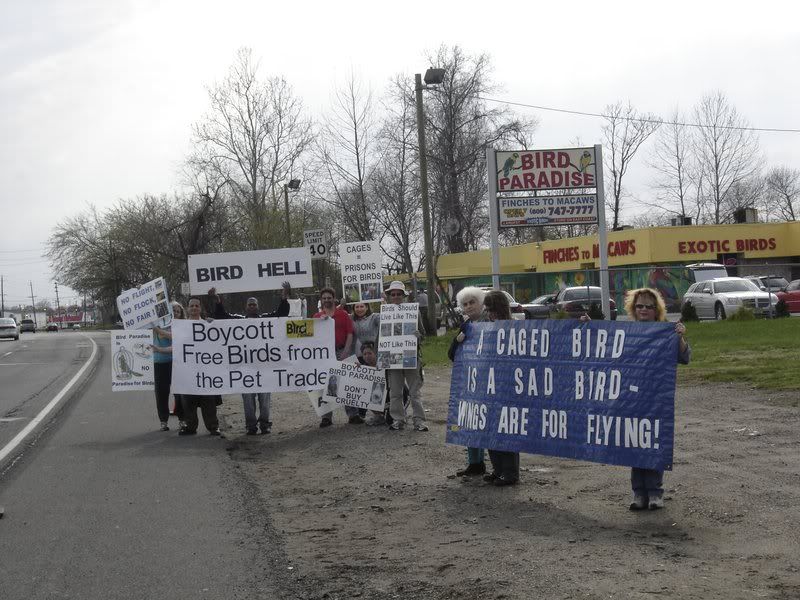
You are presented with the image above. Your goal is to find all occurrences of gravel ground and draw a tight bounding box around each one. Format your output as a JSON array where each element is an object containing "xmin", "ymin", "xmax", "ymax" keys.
[{"xmin": 218, "ymin": 367, "xmax": 800, "ymax": 600}]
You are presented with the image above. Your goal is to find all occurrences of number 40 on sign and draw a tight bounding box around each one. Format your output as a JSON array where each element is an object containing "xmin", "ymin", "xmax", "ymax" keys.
[{"xmin": 303, "ymin": 229, "xmax": 328, "ymax": 260}]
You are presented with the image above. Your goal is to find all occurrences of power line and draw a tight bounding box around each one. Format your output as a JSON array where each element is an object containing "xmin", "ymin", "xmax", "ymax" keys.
[{"xmin": 477, "ymin": 95, "xmax": 800, "ymax": 134}]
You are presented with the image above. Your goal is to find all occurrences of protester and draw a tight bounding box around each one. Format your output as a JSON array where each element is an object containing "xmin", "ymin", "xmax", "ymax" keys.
[
  {"xmin": 352, "ymin": 302, "xmax": 380, "ymax": 358},
  {"xmin": 179, "ymin": 297, "xmax": 222, "ymax": 436},
  {"xmin": 358, "ymin": 341, "xmax": 385, "ymax": 425},
  {"xmin": 482, "ymin": 290, "xmax": 520, "ymax": 486},
  {"xmin": 207, "ymin": 284, "xmax": 292, "ymax": 435},
  {"xmin": 384, "ymin": 281, "xmax": 428, "ymax": 432},
  {"xmin": 623, "ymin": 288, "xmax": 690, "ymax": 510},
  {"xmin": 149, "ymin": 301, "xmax": 186, "ymax": 431},
  {"xmin": 448, "ymin": 286, "xmax": 487, "ymax": 476},
  {"xmin": 314, "ymin": 287, "xmax": 359, "ymax": 426}
]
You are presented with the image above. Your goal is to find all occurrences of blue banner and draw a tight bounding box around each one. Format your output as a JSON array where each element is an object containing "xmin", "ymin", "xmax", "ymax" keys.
[{"xmin": 446, "ymin": 320, "xmax": 678, "ymax": 470}]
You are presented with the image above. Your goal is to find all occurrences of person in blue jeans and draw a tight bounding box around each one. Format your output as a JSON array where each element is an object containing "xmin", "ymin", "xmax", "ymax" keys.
[
  {"xmin": 621, "ymin": 288, "xmax": 691, "ymax": 510},
  {"xmin": 448, "ymin": 286, "xmax": 487, "ymax": 476}
]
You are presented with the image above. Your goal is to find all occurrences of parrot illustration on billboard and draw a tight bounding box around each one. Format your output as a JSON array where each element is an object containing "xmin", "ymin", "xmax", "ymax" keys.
[
  {"xmin": 579, "ymin": 150, "xmax": 592, "ymax": 173},
  {"xmin": 502, "ymin": 152, "xmax": 520, "ymax": 177}
]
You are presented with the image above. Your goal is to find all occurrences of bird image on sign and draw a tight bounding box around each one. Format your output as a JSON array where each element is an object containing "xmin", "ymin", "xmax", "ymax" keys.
[
  {"xmin": 500, "ymin": 152, "xmax": 520, "ymax": 177},
  {"xmin": 579, "ymin": 150, "xmax": 592, "ymax": 173}
]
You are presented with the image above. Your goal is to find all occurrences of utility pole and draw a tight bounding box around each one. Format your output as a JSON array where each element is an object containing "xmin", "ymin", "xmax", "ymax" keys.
[
  {"xmin": 29, "ymin": 281, "xmax": 36, "ymax": 326},
  {"xmin": 1, "ymin": 275, "xmax": 4, "ymax": 317},
  {"xmin": 54, "ymin": 282, "xmax": 61, "ymax": 330}
]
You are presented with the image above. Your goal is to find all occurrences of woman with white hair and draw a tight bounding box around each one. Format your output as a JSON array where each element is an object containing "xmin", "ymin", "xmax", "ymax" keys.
[{"xmin": 448, "ymin": 286, "xmax": 488, "ymax": 477}]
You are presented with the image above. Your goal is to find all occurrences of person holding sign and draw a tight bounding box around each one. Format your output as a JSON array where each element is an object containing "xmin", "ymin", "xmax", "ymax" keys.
[
  {"xmin": 448, "ymin": 287, "xmax": 488, "ymax": 476},
  {"xmin": 352, "ymin": 302, "xmax": 380, "ymax": 359},
  {"xmin": 481, "ymin": 291, "xmax": 520, "ymax": 486},
  {"xmin": 384, "ymin": 281, "xmax": 428, "ymax": 432},
  {"xmin": 149, "ymin": 302, "xmax": 186, "ymax": 431},
  {"xmin": 314, "ymin": 287, "xmax": 358, "ymax": 427},
  {"xmin": 179, "ymin": 298, "xmax": 222, "ymax": 437},
  {"xmin": 622, "ymin": 288, "xmax": 690, "ymax": 510}
]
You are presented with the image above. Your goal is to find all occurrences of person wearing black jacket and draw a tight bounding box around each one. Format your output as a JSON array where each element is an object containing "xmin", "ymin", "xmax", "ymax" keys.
[{"xmin": 207, "ymin": 283, "xmax": 292, "ymax": 434}]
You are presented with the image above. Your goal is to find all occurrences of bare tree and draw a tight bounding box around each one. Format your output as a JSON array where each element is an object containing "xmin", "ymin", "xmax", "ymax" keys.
[
  {"xmin": 693, "ymin": 91, "xmax": 762, "ymax": 224},
  {"xmin": 315, "ymin": 72, "xmax": 379, "ymax": 242},
  {"xmin": 763, "ymin": 166, "xmax": 799, "ymax": 221},
  {"xmin": 191, "ymin": 48, "xmax": 314, "ymax": 247},
  {"xmin": 602, "ymin": 101, "xmax": 661, "ymax": 230}
]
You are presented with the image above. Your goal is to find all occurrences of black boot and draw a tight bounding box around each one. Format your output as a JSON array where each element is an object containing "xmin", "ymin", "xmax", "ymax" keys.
[{"xmin": 456, "ymin": 462, "xmax": 486, "ymax": 477}]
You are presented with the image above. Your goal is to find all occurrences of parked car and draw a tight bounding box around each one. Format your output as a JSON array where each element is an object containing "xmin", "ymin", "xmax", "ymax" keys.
[
  {"xmin": 476, "ymin": 288, "xmax": 526, "ymax": 320},
  {"xmin": 19, "ymin": 318, "xmax": 36, "ymax": 333},
  {"xmin": 776, "ymin": 279, "xmax": 800, "ymax": 314},
  {"xmin": 520, "ymin": 294, "xmax": 556, "ymax": 319},
  {"xmin": 552, "ymin": 286, "xmax": 617, "ymax": 320},
  {"xmin": 686, "ymin": 262, "xmax": 729, "ymax": 283},
  {"xmin": 72, "ymin": 324, "xmax": 82, "ymax": 330},
  {"xmin": 46, "ymin": 323, "xmax": 59, "ymax": 332},
  {"xmin": 0, "ymin": 317, "xmax": 20, "ymax": 340},
  {"xmin": 744, "ymin": 275, "xmax": 789, "ymax": 292},
  {"xmin": 682, "ymin": 277, "xmax": 779, "ymax": 320}
]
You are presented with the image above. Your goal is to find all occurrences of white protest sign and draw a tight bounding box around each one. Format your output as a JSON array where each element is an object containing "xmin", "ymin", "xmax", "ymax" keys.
[
  {"xmin": 316, "ymin": 358, "xmax": 386, "ymax": 416},
  {"xmin": 303, "ymin": 229, "xmax": 328, "ymax": 260},
  {"xmin": 171, "ymin": 317, "xmax": 336, "ymax": 394},
  {"xmin": 188, "ymin": 247, "xmax": 313, "ymax": 295},
  {"xmin": 339, "ymin": 240, "xmax": 383, "ymax": 304},
  {"xmin": 377, "ymin": 303, "xmax": 419, "ymax": 370},
  {"xmin": 116, "ymin": 277, "xmax": 172, "ymax": 330},
  {"xmin": 111, "ymin": 331, "xmax": 155, "ymax": 391}
]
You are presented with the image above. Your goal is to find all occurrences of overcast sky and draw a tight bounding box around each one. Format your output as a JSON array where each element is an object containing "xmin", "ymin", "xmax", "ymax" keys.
[{"xmin": 1, "ymin": 0, "xmax": 798, "ymax": 309}]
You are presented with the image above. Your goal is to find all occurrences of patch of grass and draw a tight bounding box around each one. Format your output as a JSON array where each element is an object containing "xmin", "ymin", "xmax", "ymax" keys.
[
  {"xmin": 681, "ymin": 319, "xmax": 800, "ymax": 390},
  {"xmin": 421, "ymin": 319, "xmax": 800, "ymax": 391}
]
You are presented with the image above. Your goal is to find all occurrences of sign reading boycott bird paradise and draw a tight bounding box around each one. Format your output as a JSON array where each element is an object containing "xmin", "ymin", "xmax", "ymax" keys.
[
  {"xmin": 446, "ymin": 319, "xmax": 679, "ymax": 471},
  {"xmin": 495, "ymin": 148, "xmax": 597, "ymax": 192},
  {"xmin": 116, "ymin": 277, "xmax": 172, "ymax": 330},
  {"xmin": 187, "ymin": 247, "xmax": 312, "ymax": 295},
  {"xmin": 314, "ymin": 358, "xmax": 387, "ymax": 416},
  {"xmin": 171, "ymin": 318, "xmax": 336, "ymax": 394},
  {"xmin": 339, "ymin": 241, "xmax": 383, "ymax": 303}
]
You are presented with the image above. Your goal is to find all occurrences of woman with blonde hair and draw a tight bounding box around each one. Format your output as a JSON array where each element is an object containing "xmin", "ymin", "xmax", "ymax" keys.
[{"xmin": 150, "ymin": 301, "xmax": 185, "ymax": 431}]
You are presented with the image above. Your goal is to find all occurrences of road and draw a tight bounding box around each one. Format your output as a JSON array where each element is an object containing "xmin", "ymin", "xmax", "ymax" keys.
[{"xmin": 0, "ymin": 331, "xmax": 280, "ymax": 599}]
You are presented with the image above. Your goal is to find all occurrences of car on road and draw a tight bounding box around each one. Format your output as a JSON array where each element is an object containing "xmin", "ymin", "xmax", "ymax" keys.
[
  {"xmin": 552, "ymin": 286, "xmax": 617, "ymax": 320},
  {"xmin": 520, "ymin": 294, "xmax": 556, "ymax": 319},
  {"xmin": 776, "ymin": 279, "xmax": 800, "ymax": 314},
  {"xmin": 744, "ymin": 275, "xmax": 789, "ymax": 293},
  {"xmin": 0, "ymin": 317, "xmax": 20, "ymax": 340},
  {"xmin": 19, "ymin": 318, "xmax": 36, "ymax": 333},
  {"xmin": 682, "ymin": 277, "xmax": 779, "ymax": 320},
  {"xmin": 46, "ymin": 323, "xmax": 59, "ymax": 332}
]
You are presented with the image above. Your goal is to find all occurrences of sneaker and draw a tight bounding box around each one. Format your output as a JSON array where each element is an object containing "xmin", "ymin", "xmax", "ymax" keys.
[
  {"xmin": 493, "ymin": 476, "xmax": 519, "ymax": 487},
  {"xmin": 209, "ymin": 429, "xmax": 222, "ymax": 436},
  {"xmin": 160, "ymin": 422, "xmax": 169, "ymax": 432},
  {"xmin": 456, "ymin": 463, "xmax": 486, "ymax": 477},
  {"xmin": 413, "ymin": 423, "xmax": 429, "ymax": 432},
  {"xmin": 246, "ymin": 429, "xmax": 258, "ymax": 436},
  {"xmin": 389, "ymin": 421, "xmax": 405, "ymax": 431},
  {"xmin": 178, "ymin": 429, "xmax": 197, "ymax": 436},
  {"xmin": 648, "ymin": 496, "xmax": 665, "ymax": 510},
  {"xmin": 348, "ymin": 415, "xmax": 365, "ymax": 425},
  {"xmin": 319, "ymin": 418, "xmax": 333, "ymax": 428},
  {"xmin": 629, "ymin": 495, "xmax": 647, "ymax": 511},
  {"xmin": 483, "ymin": 472, "xmax": 498, "ymax": 483},
  {"xmin": 260, "ymin": 425, "xmax": 271, "ymax": 434}
]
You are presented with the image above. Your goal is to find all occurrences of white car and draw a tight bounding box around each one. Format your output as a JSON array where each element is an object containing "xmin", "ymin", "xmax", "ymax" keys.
[
  {"xmin": 475, "ymin": 288, "xmax": 527, "ymax": 320},
  {"xmin": 0, "ymin": 317, "xmax": 20, "ymax": 340},
  {"xmin": 682, "ymin": 277, "xmax": 779, "ymax": 320}
]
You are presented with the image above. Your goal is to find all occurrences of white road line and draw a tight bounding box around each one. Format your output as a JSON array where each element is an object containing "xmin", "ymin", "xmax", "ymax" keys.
[
  {"xmin": 2, "ymin": 351, "xmax": 12, "ymax": 357},
  {"xmin": 0, "ymin": 418, "xmax": 26, "ymax": 422},
  {"xmin": 0, "ymin": 334, "xmax": 99, "ymax": 465},
  {"xmin": 0, "ymin": 363, "xmax": 48, "ymax": 366}
]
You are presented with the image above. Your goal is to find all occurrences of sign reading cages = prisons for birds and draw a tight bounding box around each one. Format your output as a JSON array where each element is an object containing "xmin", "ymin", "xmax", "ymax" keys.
[
  {"xmin": 303, "ymin": 229, "xmax": 328, "ymax": 260},
  {"xmin": 495, "ymin": 147, "xmax": 599, "ymax": 228}
]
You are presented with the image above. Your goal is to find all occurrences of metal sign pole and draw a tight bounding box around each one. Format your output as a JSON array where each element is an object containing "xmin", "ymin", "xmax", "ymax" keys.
[
  {"xmin": 487, "ymin": 147, "xmax": 501, "ymax": 290},
  {"xmin": 594, "ymin": 144, "xmax": 611, "ymax": 318}
]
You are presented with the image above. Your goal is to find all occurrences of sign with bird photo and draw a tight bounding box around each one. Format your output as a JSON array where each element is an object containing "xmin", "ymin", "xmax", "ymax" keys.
[{"xmin": 111, "ymin": 331, "xmax": 155, "ymax": 392}]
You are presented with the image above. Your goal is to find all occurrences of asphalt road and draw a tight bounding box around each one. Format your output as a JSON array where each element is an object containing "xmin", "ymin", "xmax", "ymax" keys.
[{"xmin": 0, "ymin": 331, "xmax": 281, "ymax": 599}]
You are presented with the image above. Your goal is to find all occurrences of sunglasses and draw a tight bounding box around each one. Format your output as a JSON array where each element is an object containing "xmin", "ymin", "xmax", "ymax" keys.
[
  {"xmin": 635, "ymin": 303, "xmax": 656, "ymax": 310},
  {"xmin": 389, "ymin": 292, "xmax": 404, "ymax": 297}
]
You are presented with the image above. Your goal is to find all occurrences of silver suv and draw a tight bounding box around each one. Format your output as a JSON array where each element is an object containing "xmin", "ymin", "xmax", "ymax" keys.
[{"xmin": 682, "ymin": 277, "xmax": 779, "ymax": 320}]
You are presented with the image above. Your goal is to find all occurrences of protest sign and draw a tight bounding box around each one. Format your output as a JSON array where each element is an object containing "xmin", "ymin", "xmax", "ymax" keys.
[
  {"xmin": 303, "ymin": 229, "xmax": 328, "ymax": 260},
  {"xmin": 171, "ymin": 317, "xmax": 336, "ymax": 394},
  {"xmin": 111, "ymin": 331, "xmax": 154, "ymax": 391},
  {"xmin": 116, "ymin": 277, "xmax": 172, "ymax": 330},
  {"xmin": 315, "ymin": 358, "xmax": 386, "ymax": 416},
  {"xmin": 446, "ymin": 319, "xmax": 678, "ymax": 470},
  {"xmin": 376, "ymin": 303, "xmax": 419, "ymax": 370},
  {"xmin": 339, "ymin": 241, "xmax": 383, "ymax": 303},
  {"xmin": 187, "ymin": 247, "xmax": 312, "ymax": 295}
]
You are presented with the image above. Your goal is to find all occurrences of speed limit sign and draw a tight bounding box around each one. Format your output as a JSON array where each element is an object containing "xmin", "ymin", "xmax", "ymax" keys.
[{"xmin": 303, "ymin": 229, "xmax": 328, "ymax": 260}]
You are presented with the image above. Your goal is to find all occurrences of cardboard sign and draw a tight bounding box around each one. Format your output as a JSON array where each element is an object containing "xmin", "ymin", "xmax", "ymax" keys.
[
  {"xmin": 116, "ymin": 277, "xmax": 172, "ymax": 330},
  {"xmin": 188, "ymin": 247, "xmax": 312, "ymax": 294},
  {"xmin": 339, "ymin": 241, "xmax": 383, "ymax": 303},
  {"xmin": 111, "ymin": 331, "xmax": 155, "ymax": 391},
  {"xmin": 377, "ymin": 303, "xmax": 418, "ymax": 370}
]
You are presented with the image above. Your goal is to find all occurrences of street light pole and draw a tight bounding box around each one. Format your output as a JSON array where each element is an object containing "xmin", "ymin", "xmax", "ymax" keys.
[
  {"xmin": 415, "ymin": 72, "xmax": 437, "ymax": 335},
  {"xmin": 283, "ymin": 184, "xmax": 291, "ymax": 244}
]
